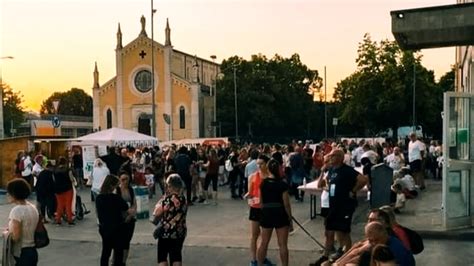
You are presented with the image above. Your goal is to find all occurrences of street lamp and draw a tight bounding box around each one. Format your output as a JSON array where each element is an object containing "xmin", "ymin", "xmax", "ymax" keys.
[
  {"xmin": 233, "ymin": 65, "xmax": 239, "ymax": 141},
  {"xmin": 412, "ymin": 62, "xmax": 416, "ymax": 132},
  {"xmin": 210, "ymin": 55, "xmax": 217, "ymax": 137},
  {"xmin": 0, "ymin": 56, "xmax": 15, "ymax": 139},
  {"xmin": 324, "ymin": 66, "xmax": 327, "ymax": 139}
]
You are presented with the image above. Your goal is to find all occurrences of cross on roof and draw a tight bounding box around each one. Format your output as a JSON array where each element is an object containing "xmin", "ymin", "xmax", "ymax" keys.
[{"xmin": 139, "ymin": 50, "xmax": 147, "ymax": 59}]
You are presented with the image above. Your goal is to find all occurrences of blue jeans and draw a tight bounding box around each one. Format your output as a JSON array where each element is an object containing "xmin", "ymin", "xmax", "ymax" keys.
[{"xmin": 14, "ymin": 247, "xmax": 38, "ymax": 266}]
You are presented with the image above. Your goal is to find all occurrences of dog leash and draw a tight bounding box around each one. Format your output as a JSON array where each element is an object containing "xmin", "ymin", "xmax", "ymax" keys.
[{"xmin": 291, "ymin": 216, "xmax": 325, "ymax": 249}]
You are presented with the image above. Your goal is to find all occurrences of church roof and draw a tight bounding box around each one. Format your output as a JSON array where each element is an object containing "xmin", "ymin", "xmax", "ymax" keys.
[{"xmin": 171, "ymin": 74, "xmax": 191, "ymax": 88}]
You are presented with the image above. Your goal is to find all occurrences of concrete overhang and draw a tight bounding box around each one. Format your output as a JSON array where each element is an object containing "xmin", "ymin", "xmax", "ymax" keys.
[{"xmin": 391, "ymin": 2, "xmax": 474, "ymax": 50}]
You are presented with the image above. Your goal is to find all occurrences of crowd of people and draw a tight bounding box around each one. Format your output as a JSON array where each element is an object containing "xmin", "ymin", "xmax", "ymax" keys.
[{"xmin": 4, "ymin": 132, "xmax": 438, "ymax": 265}]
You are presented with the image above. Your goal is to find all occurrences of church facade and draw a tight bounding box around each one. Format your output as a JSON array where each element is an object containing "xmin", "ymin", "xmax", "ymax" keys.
[{"xmin": 93, "ymin": 16, "xmax": 219, "ymax": 141}]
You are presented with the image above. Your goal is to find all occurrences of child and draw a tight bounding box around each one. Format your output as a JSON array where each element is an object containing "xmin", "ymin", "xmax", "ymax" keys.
[{"xmin": 145, "ymin": 167, "xmax": 155, "ymax": 199}]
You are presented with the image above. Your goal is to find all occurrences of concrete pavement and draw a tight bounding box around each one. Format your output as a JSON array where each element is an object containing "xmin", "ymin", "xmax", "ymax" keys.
[{"xmin": 0, "ymin": 181, "xmax": 473, "ymax": 265}]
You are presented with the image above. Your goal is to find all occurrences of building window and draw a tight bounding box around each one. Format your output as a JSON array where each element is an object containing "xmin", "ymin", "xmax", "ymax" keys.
[
  {"xmin": 77, "ymin": 128, "xmax": 91, "ymax": 137},
  {"xmin": 61, "ymin": 128, "xmax": 74, "ymax": 137},
  {"xmin": 179, "ymin": 106, "xmax": 185, "ymax": 129},
  {"xmin": 106, "ymin": 109, "xmax": 112, "ymax": 129}
]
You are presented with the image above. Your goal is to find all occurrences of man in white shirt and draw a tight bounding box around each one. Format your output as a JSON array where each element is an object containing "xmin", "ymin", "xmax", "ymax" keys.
[
  {"xmin": 352, "ymin": 140, "xmax": 365, "ymax": 167},
  {"xmin": 384, "ymin": 147, "xmax": 405, "ymax": 171},
  {"xmin": 408, "ymin": 132, "xmax": 425, "ymax": 189},
  {"xmin": 20, "ymin": 152, "xmax": 34, "ymax": 189}
]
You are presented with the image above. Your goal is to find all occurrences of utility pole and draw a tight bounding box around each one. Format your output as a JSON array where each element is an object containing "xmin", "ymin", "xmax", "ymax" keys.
[
  {"xmin": 211, "ymin": 55, "xmax": 217, "ymax": 137},
  {"xmin": 0, "ymin": 56, "xmax": 14, "ymax": 139},
  {"xmin": 151, "ymin": 0, "xmax": 157, "ymax": 137},
  {"xmin": 324, "ymin": 66, "xmax": 327, "ymax": 139},
  {"xmin": 233, "ymin": 66, "xmax": 239, "ymax": 140},
  {"xmin": 412, "ymin": 62, "xmax": 416, "ymax": 133}
]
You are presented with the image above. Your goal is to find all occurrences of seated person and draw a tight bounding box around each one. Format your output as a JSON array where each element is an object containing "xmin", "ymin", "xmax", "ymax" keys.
[
  {"xmin": 364, "ymin": 222, "xmax": 415, "ymax": 266},
  {"xmin": 371, "ymin": 244, "xmax": 397, "ymax": 266},
  {"xmin": 379, "ymin": 206, "xmax": 411, "ymax": 252},
  {"xmin": 393, "ymin": 169, "xmax": 418, "ymax": 199},
  {"xmin": 390, "ymin": 184, "xmax": 406, "ymax": 213},
  {"xmin": 330, "ymin": 209, "xmax": 393, "ymax": 265}
]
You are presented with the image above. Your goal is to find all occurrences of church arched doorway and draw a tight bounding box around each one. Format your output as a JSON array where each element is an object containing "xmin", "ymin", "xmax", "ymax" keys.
[{"xmin": 138, "ymin": 113, "xmax": 152, "ymax": 136}]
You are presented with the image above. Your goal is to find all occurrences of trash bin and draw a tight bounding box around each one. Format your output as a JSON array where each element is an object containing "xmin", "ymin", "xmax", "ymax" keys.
[{"xmin": 133, "ymin": 186, "xmax": 150, "ymax": 219}]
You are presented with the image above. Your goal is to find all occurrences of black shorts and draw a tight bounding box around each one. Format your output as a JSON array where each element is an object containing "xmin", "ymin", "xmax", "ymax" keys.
[
  {"xmin": 325, "ymin": 208, "xmax": 354, "ymax": 233},
  {"xmin": 157, "ymin": 238, "xmax": 185, "ymax": 264},
  {"xmin": 409, "ymin": 159, "xmax": 422, "ymax": 173},
  {"xmin": 260, "ymin": 207, "xmax": 290, "ymax": 229},
  {"xmin": 249, "ymin": 207, "xmax": 261, "ymax": 222},
  {"xmin": 320, "ymin": 207, "xmax": 329, "ymax": 218}
]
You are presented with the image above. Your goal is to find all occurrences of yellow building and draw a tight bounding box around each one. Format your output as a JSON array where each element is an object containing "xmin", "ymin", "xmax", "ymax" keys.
[{"xmin": 93, "ymin": 16, "xmax": 219, "ymax": 141}]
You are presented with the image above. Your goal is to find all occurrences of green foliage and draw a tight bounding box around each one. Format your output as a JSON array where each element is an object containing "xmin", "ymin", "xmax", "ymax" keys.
[
  {"xmin": 333, "ymin": 33, "xmax": 447, "ymax": 138},
  {"xmin": 1, "ymin": 83, "xmax": 25, "ymax": 137},
  {"xmin": 40, "ymin": 88, "xmax": 92, "ymax": 116},
  {"xmin": 216, "ymin": 54, "xmax": 321, "ymax": 139}
]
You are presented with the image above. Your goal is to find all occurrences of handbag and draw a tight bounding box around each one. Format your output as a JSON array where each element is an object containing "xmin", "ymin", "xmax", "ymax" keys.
[
  {"xmin": 34, "ymin": 215, "xmax": 50, "ymax": 248},
  {"xmin": 152, "ymin": 220, "xmax": 163, "ymax": 240}
]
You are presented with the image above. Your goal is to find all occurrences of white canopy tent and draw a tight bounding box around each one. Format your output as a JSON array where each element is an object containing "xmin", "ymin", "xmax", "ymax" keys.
[
  {"xmin": 159, "ymin": 137, "xmax": 228, "ymax": 149},
  {"xmin": 72, "ymin": 127, "xmax": 158, "ymax": 147}
]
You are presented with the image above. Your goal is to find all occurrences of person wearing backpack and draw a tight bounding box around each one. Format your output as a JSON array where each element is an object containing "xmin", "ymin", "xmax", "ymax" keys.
[
  {"xmin": 20, "ymin": 151, "xmax": 34, "ymax": 189},
  {"xmin": 379, "ymin": 206, "xmax": 424, "ymax": 255},
  {"xmin": 227, "ymin": 147, "xmax": 241, "ymax": 199}
]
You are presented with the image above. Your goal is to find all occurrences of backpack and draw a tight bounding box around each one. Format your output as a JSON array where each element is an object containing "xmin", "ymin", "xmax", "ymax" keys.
[
  {"xmin": 225, "ymin": 157, "xmax": 234, "ymax": 172},
  {"xmin": 145, "ymin": 153, "xmax": 152, "ymax": 165},
  {"xmin": 402, "ymin": 226, "xmax": 424, "ymax": 254}
]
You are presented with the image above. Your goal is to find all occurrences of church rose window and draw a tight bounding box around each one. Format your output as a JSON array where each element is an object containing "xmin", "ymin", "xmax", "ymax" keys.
[{"xmin": 134, "ymin": 69, "xmax": 153, "ymax": 93}]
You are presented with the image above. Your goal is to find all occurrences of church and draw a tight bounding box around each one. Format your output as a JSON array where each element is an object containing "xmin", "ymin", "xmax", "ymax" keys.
[{"xmin": 92, "ymin": 16, "xmax": 219, "ymax": 141}]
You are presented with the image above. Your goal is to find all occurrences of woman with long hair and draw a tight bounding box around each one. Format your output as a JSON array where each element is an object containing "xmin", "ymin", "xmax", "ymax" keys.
[
  {"xmin": 13, "ymin": 150, "xmax": 25, "ymax": 178},
  {"xmin": 116, "ymin": 172, "xmax": 137, "ymax": 264},
  {"xmin": 257, "ymin": 159, "xmax": 293, "ymax": 266},
  {"xmin": 53, "ymin": 156, "xmax": 75, "ymax": 225},
  {"xmin": 6, "ymin": 178, "xmax": 40, "ymax": 265},
  {"xmin": 153, "ymin": 173, "xmax": 188, "ymax": 266},
  {"xmin": 96, "ymin": 174, "xmax": 130, "ymax": 266},
  {"xmin": 246, "ymin": 154, "xmax": 273, "ymax": 266},
  {"xmin": 201, "ymin": 149, "xmax": 220, "ymax": 205},
  {"xmin": 91, "ymin": 158, "xmax": 110, "ymax": 201}
]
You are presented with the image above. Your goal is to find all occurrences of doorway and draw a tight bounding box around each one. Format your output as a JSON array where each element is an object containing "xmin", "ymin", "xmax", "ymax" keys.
[
  {"xmin": 138, "ymin": 114, "xmax": 152, "ymax": 136},
  {"xmin": 442, "ymin": 92, "xmax": 474, "ymax": 229}
]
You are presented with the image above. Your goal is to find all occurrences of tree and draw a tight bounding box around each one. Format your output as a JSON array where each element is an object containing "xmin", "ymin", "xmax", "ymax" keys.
[
  {"xmin": 40, "ymin": 88, "xmax": 92, "ymax": 116},
  {"xmin": 427, "ymin": 68, "xmax": 455, "ymax": 140},
  {"xmin": 216, "ymin": 54, "xmax": 320, "ymax": 141},
  {"xmin": 333, "ymin": 34, "xmax": 441, "ymax": 138},
  {"xmin": 1, "ymin": 83, "xmax": 25, "ymax": 137}
]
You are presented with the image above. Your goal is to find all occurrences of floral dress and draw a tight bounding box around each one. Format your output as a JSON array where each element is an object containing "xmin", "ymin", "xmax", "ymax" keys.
[{"xmin": 158, "ymin": 193, "xmax": 187, "ymax": 239}]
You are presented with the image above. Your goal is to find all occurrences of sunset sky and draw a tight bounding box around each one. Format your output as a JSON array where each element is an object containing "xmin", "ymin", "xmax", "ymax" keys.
[{"xmin": 1, "ymin": 0, "xmax": 455, "ymax": 112}]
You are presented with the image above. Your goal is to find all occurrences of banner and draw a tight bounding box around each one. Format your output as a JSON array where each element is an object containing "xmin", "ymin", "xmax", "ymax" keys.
[{"xmin": 82, "ymin": 146, "xmax": 97, "ymax": 181}]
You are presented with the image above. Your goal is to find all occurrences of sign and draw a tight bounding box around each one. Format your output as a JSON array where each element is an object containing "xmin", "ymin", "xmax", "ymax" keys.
[
  {"xmin": 98, "ymin": 146, "xmax": 108, "ymax": 157},
  {"xmin": 332, "ymin": 118, "xmax": 338, "ymax": 126},
  {"xmin": 82, "ymin": 146, "xmax": 97, "ymax": 182},
  {"xmin": 52, "ymin": 116, "xmax": 61, "ymax": 128},
  {"xmin": 163, "ymin": 113, "xmax": 171, "ymax": 125}
]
